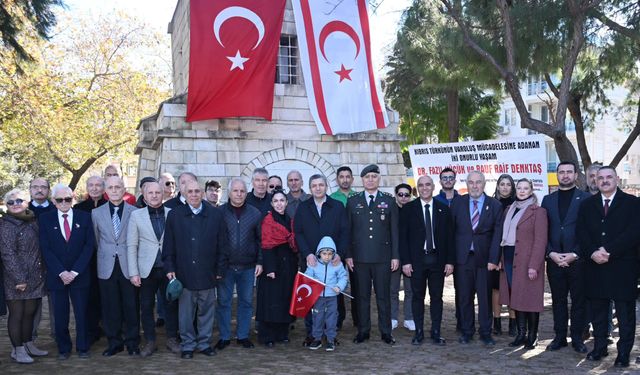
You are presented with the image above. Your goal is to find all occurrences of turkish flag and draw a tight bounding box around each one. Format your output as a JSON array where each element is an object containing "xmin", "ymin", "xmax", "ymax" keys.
[
  {"xmin": 292, "ymin": 0, "xmax": 389, "ymax": 134},
  {"xmin": 186, "ymin": 0, "xmax": 286, "ymax": 122},
  {"xmin": 289, "ymin": 272, "xmax": 324, "ymax": 318}
]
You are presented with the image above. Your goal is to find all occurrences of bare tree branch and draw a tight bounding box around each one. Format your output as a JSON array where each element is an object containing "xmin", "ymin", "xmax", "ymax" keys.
[
  {"xmin": 591, "ymin": 10, "xmax": 640, "ymax": 42},
  {"xmin": 610, "ymin": 100, "xmax": 640, "ymax": 168}
]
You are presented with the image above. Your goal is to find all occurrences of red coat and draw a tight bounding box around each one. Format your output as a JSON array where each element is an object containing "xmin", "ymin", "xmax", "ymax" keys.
[{"xmin": 499, "ymin": 205, "xmax": 548, "ymax": 312}]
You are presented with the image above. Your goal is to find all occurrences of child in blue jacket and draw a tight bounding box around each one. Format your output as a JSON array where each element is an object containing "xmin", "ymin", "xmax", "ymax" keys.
[{"xmin": 304, "ymin": 236, "xmax": 348, "ymax": 351}]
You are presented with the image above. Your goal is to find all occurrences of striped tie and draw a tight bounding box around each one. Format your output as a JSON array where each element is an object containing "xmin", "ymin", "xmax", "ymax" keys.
[
  {"xmin": 112, "ymin": 206, "xmax": 121, "ymax": 239},
  {"xmin": 471, "ymin": 200, "xmax": 480, "ymax": 231}
]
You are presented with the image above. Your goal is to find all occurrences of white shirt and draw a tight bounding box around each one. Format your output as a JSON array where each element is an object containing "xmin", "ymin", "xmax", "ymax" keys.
[
  {"xmin": 366, "ymin": 191, "xmax": 378, "ymax": 206},
  {"xmin": 421, "ymin": 198, "xmax": 435, "ymax": 250},
  {"xmin": 57, "ymin": 209, "xmax": 73, "ymax": 240},
  {"xmin": 314, "ymin": 196, "xmax": 327, "ymax": 217},
  {"xmin": 57, "ymin": 209, "xmax": 77, "ymax": 276},
  {"xmin": 180, "ymin": 195, "xmax": 187, "ymax": 204},
  {"xmin": 32, "ymin": 200, "xmax": 50, "ymax": 208},
  {"xmin": 189, "ymin": 203, "xmax": 203, "ymax": 215},
  {"xmin": 601, "ymin": 190, "xmax": 616, "ymax": 208}
]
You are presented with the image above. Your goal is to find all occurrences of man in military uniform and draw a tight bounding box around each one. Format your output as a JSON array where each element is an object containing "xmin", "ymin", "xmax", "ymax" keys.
[{"xmin": 346, "ymin": 164, "xmax": 399, "ymax": 345}]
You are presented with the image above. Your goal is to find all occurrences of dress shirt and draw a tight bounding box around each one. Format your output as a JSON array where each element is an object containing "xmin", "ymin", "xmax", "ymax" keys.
[
  {"xmin": 468, "ymin": 193, "xmax": 486, "ymax": 222},
  {"xmin": 601, "ymin": 190, "xmax": 616, "ymax": 208},
  {"xmin": 189, "ymin": 203, "xmax": 203, "ymax": 215},
  {"xmin": 314, "ymin": 196, "xmax": 327, "ymax": 217},
  {"xmin": 421, "ymin": 198, "xmax": 435, "ymax": 250},
  {"xmin": 57, "ymin": 209, "xmax": 78, "ymax": 276}
]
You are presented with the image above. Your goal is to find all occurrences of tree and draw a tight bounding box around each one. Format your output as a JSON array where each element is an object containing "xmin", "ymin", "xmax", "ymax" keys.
[
  {"xmin": 0, "ymin": 0, "xmax": 64, "ymax": 70},
  {"xmin": 386, "ymin": 0, "xmax": 500, "ymax": 153},
  {"xmin": 0, "ymin": 13, "xmax": 171, "ymax": 192},
  {"xmin": 438, "ymin": 0, "xmax": 640, "ymax": 177}
]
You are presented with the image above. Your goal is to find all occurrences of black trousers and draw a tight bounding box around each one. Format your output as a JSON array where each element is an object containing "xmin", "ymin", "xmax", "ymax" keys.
[
  {"xmin": 410, "ymin": 259, "xmax": 445, "ymax": 334},
  {"xmin": 50, "ymin": 287, "xmax": 89, "ymax": 354},
  {"xmin": 353, "ymin": 262, "xmax": 391, "ymax": 336},
  {"xmin": 547, "ymin": 260, "xmax": 586, "ymax": 341},
  {"xmin": 87, "ymin": 252, "xmax": 102, "ymax": 342},
  {"xmin": 140, "ymin": 267, "xmax": 178, "ymax": 341},
  {"xmin": 457, "ymin": 253, "xmax": 491, "ymax": 337},
  {"xmin": 348, "ymin": 268, "xmax": 359, "ymax": 326},
  {"xmin": 590, "ymin": 298, "xmax": 636, "ymax": 356},
  {"xmin": 99, "ymin": 260, "xmax": 140, "ymax": 350}
]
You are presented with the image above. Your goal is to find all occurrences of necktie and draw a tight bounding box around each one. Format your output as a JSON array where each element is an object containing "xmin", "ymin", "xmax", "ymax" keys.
[
  {"xmin": 62, "ymin": 214, "xmax": 71, "ymax": 242},
  {"xmin": 368, "ymin": 194, "xmax": 375, "ymax": 210},
  {"xmin": 424, "ymin": 204, "xmax": 433, "ymax": 251},
  {"xmin": 604, "ymin": 199, "xmax": 610, "ymax": 216},
  {"xmin": 112, "ymin": 206, "xmax": 121, "ymax": 239},
  {"xmin": 471, "ymin": 200, "xmax": 480, "ymax": 231}
]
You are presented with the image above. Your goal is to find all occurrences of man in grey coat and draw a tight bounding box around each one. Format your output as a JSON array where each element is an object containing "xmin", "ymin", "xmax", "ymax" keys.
[{"xmin": 92, "ymin": 176, "xmax": 139, "ymax": 356}]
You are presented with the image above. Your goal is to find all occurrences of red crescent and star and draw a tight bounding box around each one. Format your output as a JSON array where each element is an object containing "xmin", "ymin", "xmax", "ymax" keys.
[{"xmin": 318, "ymin": 21, "xmax": 361, "ymax": 83}]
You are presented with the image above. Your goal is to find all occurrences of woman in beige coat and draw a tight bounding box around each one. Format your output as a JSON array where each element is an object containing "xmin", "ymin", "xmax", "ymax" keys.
[{"xmin": 498, "ymin": 179, "xmax": 548, "ymax": 349}]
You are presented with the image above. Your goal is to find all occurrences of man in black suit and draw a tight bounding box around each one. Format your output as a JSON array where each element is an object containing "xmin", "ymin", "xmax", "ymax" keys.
[
  {"xmin": 346, "ymin": 164, "xmax": 399, "ymax": 345},
  {"xmin": 450, "ymin": 171, "xmax": 502, "ymax": 346},
  {"xmin": 294, "ymin": 174, "xmax": 349, "ymax": 343},
  {"xmin": 576, "ymin": 166, "xmax": 640, "ymax": 368},
  {"xmin": 541, "ymin": 161, "xmax": 590, "ymax": 353},
  {"xmin": 400, "ymin": 175, "xmax": 454, "ymax": 346},
  {"xmin": 39, "ymin": 184, "xmax": 95, "ymax": 359}
]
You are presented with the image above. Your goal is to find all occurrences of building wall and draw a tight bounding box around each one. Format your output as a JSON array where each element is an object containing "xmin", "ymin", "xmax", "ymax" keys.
[{"xmin": 136, "ymin": 0, "xmax": 406, "ymax": 196}]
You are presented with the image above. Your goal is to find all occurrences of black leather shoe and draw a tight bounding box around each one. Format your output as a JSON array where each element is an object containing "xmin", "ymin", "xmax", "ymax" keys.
[
  {"xmin": 458, "ymin": 335, "xmax": 471, "ymax": 344},
  {"xmin": 265, "ymin": 341, "xmax": 275, "ymax": 348},
  {"xmin": 586, "ymin": 349, "xmax": 608, "ymax": 361},
  {"xmin": 127, "ymin": 347, "xmax": 140, "ymax": 356},
  {"xmin": 480, "ymin": 335, "xmax": 495, "ymax": 346},
  {"xmin": 546, "ymin": 338, "xmax": 568, "ymax": 351},
  {"xmin": 571, "ymin": 341, "xmax": 588, "ymax": 353},
  {"xmin": 200, "ymin": 347, "xmax": 216, "ymax": 356},
  {"xmin": 381, "ymin": 334, "xmax": 395, "ymax": 345},
  {"xmin": 102, "ymin": 346, "xmax": 124, "ymax": 357},
  {"xmin": 215, "ymin": 339, "xmax": 231, "ymax": 350},
  {"xmin": 302, "ymin": 336, "xmax": 314, "ymax": 347},
  {"xmin": 237, "ymin": 338, "xmax": 254, "ymax": 348},
  {"xmin": 57, "ymin": 352, "xmax": 71, "ymax": 360},
  {"xmin": 353, "ymin": 333, "xmax": 370, "ymax": 344},
  {"xmin": 77, "ymin": 351, "xmax": 90, "ymax": 359},
  {"xmin": 412, "ymin": 329, "xmax": 424, "ymax": 345},
  {"xmin": 614, "ymin": 354, "xmax": 630, "ymax": 368},
  {"xmin": 431, "ymin": 335, "xmax": 446, "ymax": 346},
  {"xmin": 181, "ymin": 351, "xmax": 193, "ymax": 359}
]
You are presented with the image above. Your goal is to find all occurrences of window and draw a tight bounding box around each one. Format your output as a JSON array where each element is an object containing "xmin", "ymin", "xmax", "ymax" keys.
[
  {"xmin": 541, "ymin": 105, "xmax": 549, "ymax": 123},
  {"xmin": 504, "ymin": 108, "xmax": 517, "ymax": 127},
  {"xmin": 276, "ymin": 35, "xmax": 298, "ymax": 84},
  {"xmin": 527, "ymin": 76, "xmax": 548, "ymax": 96}
]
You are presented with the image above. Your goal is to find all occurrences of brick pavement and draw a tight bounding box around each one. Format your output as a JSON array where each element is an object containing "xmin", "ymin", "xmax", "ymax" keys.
[{"xmin": 1, "ymin": 278, "xmax": 638, "ymax": 374}]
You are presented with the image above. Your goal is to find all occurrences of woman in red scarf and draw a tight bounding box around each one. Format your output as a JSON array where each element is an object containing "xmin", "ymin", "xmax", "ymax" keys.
[{"xmin": 256, "ymin": 189, "xmax": 298, "ymax": 347}]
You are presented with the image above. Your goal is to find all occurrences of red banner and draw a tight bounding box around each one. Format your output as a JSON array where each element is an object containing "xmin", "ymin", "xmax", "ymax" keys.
[
  {"xmin": 186, "ymin": 0, "xmax": 286, "ymax": 121},
  {"xmin": 289, "ymin": 272, "xmax": 324, "ymax": 318}
]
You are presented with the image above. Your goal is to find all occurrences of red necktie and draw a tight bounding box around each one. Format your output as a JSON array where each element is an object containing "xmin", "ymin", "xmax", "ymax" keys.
[
  {"xmin": 604, "ymin": 199, "xmax": 610, "ymax": 217},
  {"xmin": 62, "ymin": 214, "xmax": 71, "ymax": 242}
]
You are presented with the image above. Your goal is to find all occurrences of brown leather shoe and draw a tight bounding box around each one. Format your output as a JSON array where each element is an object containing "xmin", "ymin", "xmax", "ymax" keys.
[{"xmin": 140, "ymin": 341, "xmax": 157, "ymax": 357}]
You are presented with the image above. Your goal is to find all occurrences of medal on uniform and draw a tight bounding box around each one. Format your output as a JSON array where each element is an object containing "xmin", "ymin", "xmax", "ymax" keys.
[{"xmin": 380, "ymin": 214, "xmax": 385, "ymax": 220}]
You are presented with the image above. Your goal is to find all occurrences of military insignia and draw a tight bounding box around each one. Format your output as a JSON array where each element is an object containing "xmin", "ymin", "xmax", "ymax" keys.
[
  {"xmin": 380, "ymin": 214, "xmax": 386, "ymax": 221},
  {"xmin": 356, "ymin": 203, "xmax": 365, "ymax": 209},
  {"xmin": 378, "ymin": 202, "xmax": 388, "ymax": 209}
]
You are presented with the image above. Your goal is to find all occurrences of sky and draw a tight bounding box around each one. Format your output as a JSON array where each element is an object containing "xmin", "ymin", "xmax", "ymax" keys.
[{"xmin": 61, "ymin": 0, "xmax": 411, "ymax": 74}]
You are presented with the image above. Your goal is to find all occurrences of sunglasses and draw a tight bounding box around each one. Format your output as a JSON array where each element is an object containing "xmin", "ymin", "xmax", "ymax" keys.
[
  {"xmin": 6, "ymin": 199, "xmax": 25, "ymax": 206},
  {"xmin": 269, "ymin": 185, "xmax": 282, "ymax": 189},
  {"xmin": 54, "ymin": 197, "xmax": 73, "ymax": 203},
  {"xmin": 397, "ymin": 193, "xmax": 411, "ymax": 198},
  {"xmin": 165, "ymin": 181, "xmax": 175, "ymax": 186},
  {"xmin": 441, "ymin": 176, "xmax": 455, "ymax": 181}
]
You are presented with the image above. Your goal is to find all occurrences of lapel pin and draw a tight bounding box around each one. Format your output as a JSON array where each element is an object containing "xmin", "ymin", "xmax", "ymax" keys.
[
  {"xmin": 75, "ymin": 224, "xmax": 80, "ymax": 228},
  {"xmin": 54, "ymin": 226, "xmax": 58, "ymax": 230}
]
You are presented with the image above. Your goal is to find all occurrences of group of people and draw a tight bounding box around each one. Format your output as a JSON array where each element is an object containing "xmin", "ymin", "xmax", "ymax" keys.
[{"xmin": 0, "ymin": 161, "xmax": 637, "ymax": 368}]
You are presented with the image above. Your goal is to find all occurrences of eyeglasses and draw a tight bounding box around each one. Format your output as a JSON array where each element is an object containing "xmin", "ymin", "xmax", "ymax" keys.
[
  {"xmin": 441, "ymin": 176, "xmax": 455, "ymax": 181},
  {"xmin": 6, "ymin": 199, "xmax": 25, "ymax": 206},
  {"xmin": 397, "ymin": 193, "xmax": 411, "ymax": 198},
  {"xmin": 54, "ymin": 197, "xmax": 73, "ymax": 203},
  {"xmin": 165, "ymin": 181, "xmax": 175, "ymax": 186},
  {"xmin": 269, "ymin": 185, "xmax": 282, "ymax": 189}
]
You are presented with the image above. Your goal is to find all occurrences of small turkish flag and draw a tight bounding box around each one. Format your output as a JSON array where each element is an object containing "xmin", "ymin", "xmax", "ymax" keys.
[
  {"xmin": 186, "ymin": 0, "xmax": 286, "ymax": 121},
  {"xmin": 289, "ymin": 272, "xmax": 324, "ymax": 318}
]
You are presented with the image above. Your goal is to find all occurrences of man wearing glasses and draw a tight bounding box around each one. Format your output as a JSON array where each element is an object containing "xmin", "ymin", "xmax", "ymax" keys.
[
  {"xmin": 434, "ymin": 168, "xmax": 459, "ymax": 207},
  {"xmin": 158, "ymin": 173, "xmax": 176, "ymax": 202},
  {"xmin": 28, "ymin": 178, "xmax": 55, "ymax": 218},
  {"xmin": 267, "ymin": 175, "xmax": 283, "ymax": 194},
  {"xmin": 39, "ymin": 184, "xmax": 95, "ymax": 359}
]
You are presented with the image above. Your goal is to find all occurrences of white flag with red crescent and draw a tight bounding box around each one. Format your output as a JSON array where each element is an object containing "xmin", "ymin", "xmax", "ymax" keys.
[{"xmin": 292, "ymin": 0, "xmax": 389, "ymax": 135}]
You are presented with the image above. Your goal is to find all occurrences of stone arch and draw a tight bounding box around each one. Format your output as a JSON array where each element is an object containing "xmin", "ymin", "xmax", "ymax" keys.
[{"xmin": 240, "ymin": 146, "xmax": 338, "ymax": 191}]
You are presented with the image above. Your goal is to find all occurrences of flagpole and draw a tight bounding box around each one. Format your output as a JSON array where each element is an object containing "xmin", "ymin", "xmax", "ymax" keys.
[{"xmin": 297, "ymin": 271, "xmax": 354, "ymax": 299}]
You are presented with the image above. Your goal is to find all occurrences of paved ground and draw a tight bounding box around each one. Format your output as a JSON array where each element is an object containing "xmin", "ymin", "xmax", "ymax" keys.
[{"xmin": 1, "ymin": 278, "xmax": 639, "ymax": 374}]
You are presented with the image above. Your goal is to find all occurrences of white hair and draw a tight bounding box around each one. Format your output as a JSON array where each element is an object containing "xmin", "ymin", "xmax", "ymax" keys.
[
  {"xmin": 3, "ymin": 188, "xmax": 28, "ymax": 202},
  {"xmin": 228, "ymin": 177, "xmax": 247, "ymax": 192},
  {"xmin": 51, "ymin": 183, "xmax": 73, "ymax": 198}
]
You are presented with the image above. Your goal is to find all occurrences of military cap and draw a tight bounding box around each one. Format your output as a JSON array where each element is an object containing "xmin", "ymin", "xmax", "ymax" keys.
[{"xmin": 360, "ymin": 164, "xmax": 380, "ymax": 177}]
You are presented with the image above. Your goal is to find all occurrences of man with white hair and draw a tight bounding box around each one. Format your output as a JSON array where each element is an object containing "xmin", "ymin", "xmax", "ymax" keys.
[
  {"xmin": 246, "ymin": 168, "xmax": 271, "ymax": 216},
  {"xmin": 216, "ymin": 178, "xmax": 263, "ymax": 350},
  {"xmin": 39, "ymin": 184, "xmax": 95, "ymax": 359},
  {"xmin": 103, "ymin": 165, "xmax": 136, "ymax": 205},
  {"xmin": 164, "ymin": 172, "xmax": 198, "ymax": 209}
]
